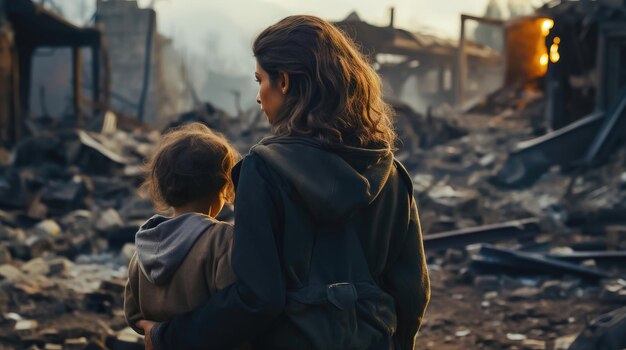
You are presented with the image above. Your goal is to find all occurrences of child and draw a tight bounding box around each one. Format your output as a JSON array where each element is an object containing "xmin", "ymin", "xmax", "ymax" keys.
[{"xmin": 124, "ymin": 122, "xmax": 239, "ymax": 334}]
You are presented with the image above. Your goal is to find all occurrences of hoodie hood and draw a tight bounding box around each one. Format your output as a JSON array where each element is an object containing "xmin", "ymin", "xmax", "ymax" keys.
[
  {"xmin": 250, "ymin": 136, "xmax": 394, "ymax": 223},
  {"xmin": 135, "ymin": 213, "xmax": 215, "ymax": 285}
]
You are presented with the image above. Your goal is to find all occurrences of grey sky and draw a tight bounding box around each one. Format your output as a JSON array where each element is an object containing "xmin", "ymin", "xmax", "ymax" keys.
[
  {"xmin": 53, "ymin": 0, "xmax": 546, "ymax": 112},
  {"xmin": 135, "ymin": 0, "xmax": 490, "ymax": 76}
]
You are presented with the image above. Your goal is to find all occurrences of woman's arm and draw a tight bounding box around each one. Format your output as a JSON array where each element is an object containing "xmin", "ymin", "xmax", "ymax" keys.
[
  {"xmin": 381, "ymin": 198, "xmax": 431, "ymax": 350},
  {"xmin": 150, "ymin": 154, "xmax": 285, "ymax": 350}
]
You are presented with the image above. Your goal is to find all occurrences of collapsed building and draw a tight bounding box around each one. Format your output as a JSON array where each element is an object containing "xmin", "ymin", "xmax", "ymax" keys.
[
  {"xmin": 95, "ymin": 0, "xmax": 194, "ymax": 127},
  {"xmin": 0, "ymin": 0, "xmax": 104, "ymax": 146},
  {"xmin": 335, "ymin": 11, "xmax": 504, "ymax": 113},
  {"xmin": 491, "ymin": 0, "xmax": 626, "ymax": 188},
  {"xmin": 0, "ymin": 0, "xmax": 197, "ymax": 149}
]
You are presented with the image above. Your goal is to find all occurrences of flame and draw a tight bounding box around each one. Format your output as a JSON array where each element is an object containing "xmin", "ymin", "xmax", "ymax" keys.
[
  {"xmin": 541, "ymin": 19, "xmax": 554, "ymax": 36},
  {"xmin": 550, "ymin": 37, "xmax": 561, "ymax": 63},
  {"xmin": 537, "ymin": 18, "xmax": 555, "ymax": 70}
]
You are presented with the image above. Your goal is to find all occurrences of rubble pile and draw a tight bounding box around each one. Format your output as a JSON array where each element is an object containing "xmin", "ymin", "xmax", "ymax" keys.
[
  {"xmin": 391, "ymin": 100, "xmax": 467, "ymax": 161},
  {"xmin": 408, "ymin": 93, "xmax": 626, "ymax": 349},
  {"xmin": 0, "ymin": 120, "xmax": 161, "ymax": 349},
  {"xmin": 165, "ymin": 102, "xmax": 270, "ymax": 153}
]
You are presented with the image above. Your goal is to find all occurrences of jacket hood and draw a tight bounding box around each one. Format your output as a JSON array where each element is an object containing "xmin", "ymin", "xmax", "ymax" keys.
[
  {"xmin": 250, "ymin": 136, "xmax": 394, "ymax": 222},
  {"xmin": 135, "ymin": 213, "xmax": 214, "ymax": 285}
]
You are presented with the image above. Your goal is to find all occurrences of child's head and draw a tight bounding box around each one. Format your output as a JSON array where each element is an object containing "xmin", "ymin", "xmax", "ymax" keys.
[{"xmin": 142, "ymin": 122, "xmax": 239, "ymax": 216}]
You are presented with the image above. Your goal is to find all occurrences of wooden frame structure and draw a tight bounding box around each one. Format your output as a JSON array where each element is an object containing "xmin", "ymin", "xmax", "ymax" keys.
[{"xmin": 0, "ymin": 0, "xmax": 104, "ymax": 145}]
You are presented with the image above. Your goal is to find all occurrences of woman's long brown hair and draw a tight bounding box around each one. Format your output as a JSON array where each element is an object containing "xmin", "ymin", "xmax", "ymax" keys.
[{"xmin": 253, "ymin": 15, "xmax": 396, "ymax": 149}]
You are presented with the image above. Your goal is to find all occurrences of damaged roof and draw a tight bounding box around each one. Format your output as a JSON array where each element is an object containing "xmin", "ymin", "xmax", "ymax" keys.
[
  {"xmin": 5, "ymin": 0, "xmax": 100, "ymax": 47},
  {"xmin": 335, "ymin": 11, "xmax": 501, "ymax": 62}
]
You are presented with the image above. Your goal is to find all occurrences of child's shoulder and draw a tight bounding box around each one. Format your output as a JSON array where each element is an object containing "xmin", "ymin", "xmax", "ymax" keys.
[
  {"xmin": 207, "ymin": 219, "xmax": 233, "ymax": 233},
  {"xmin": 195, "ymin": 219, "xmax": 233, "ymax": 250}
]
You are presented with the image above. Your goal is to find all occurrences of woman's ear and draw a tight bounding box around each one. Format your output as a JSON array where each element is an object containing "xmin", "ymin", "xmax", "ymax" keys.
[{"xmin": 279, "ymin": 71, "xmax": 289, "ymax": 95}]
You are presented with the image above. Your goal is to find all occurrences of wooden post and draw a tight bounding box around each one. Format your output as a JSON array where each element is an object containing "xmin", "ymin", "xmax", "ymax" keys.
[
  {"xmin": 0, "ymin": 25, "xmax": 12, "ymax": 144},
  {"xmin": 454, "ymin": 14, "xmax": 505, "ymax": 108},
  {"xmin": 15, "ymin": 43, "xmax": 32, "ymax": 143},
  {"xmin": 437, "ymin": 62, "xmax": 446, "ymax": 93},
  {"xmin": 72, "ymin": 46, "xmax": 82, "ymax": 126},
  {"xmin": 455, "ymin": 15, "xmax": 467, "ymax": 107},
  {"xmin": 137, "ymin": 10, "xmax": 156, "ymax": 123},
  {"xmin": 92, "ymin": 44, "xmax": 100, "ymax": 117}
]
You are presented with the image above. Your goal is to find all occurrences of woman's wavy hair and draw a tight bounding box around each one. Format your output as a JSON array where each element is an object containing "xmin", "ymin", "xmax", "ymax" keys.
[{"xmin": 253, "ymin": 15, "xmax": 396, "ymax": 149}]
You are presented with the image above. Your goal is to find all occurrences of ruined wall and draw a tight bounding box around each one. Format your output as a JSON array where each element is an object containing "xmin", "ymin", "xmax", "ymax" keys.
[{"xmin": 95, "ymin": 0, "xmax": 163, "ymax": 125}]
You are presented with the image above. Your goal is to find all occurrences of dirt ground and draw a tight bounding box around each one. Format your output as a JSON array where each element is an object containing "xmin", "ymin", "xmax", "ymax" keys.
[{"xmin": 416, "ymin": 255, "xmax": 619, "ymax": 350}]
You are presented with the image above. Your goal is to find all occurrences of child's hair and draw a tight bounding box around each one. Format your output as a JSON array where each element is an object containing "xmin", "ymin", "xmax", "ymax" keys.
[{"xmin": 142, "ymin": 122, "xmax": 240, "ymax": 211}]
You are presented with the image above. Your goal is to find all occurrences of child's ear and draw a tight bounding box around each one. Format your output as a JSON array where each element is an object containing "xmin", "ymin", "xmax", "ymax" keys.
[{"xmin": 279, "ymin": 71, "xmax": 289, "ymax": 95}]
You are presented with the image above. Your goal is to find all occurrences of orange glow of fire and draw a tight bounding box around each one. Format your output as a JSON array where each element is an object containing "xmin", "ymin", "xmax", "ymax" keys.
[
  {"xmin": 541, "ymin": 19, "xmax": 554, "ymax": 36},
  {"xmin": 537, "ymin": 19, "xmax": 555, "ymax": 70},
  {"xmin": 550, "ymin": 37, "xmax": 561, "ymax": 63}
]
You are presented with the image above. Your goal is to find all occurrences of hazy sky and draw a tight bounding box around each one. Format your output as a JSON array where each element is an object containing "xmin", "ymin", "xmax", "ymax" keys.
[
  {"xmin": 144, "ymin": 0, "xmax": 490, "ymax": 48},
  {"xmin": 147, "ymin": 0, "xmax": 486, "ymax": 38},
  {"xmin": 120, "ymin": 0, "xmax": 545, "ymax": 112},
  {"xmin": 59, "ymin": 0, "xmax": 546, "ymax": 75},
  {"xmin": 55, "ymin": 0, "xmax": 545, "ymax": 113},
  {"xmin": 128, "ymin": 0, "xmax": 493, "ymax": 75}
]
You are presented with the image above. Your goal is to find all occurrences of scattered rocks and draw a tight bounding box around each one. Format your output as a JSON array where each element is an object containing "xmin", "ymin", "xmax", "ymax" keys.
[
  {"xmin": 94, "ymin": 209, "xmax": 124, "ymax": 234},
  {"xmin": 508, "ymin": 287, "xmax": 542, "ymax": 301},
  {"xmin": 521, "ymin": 338, "xmax": 546, "ymax": 349},
  {"xmin": 600, "ymin": 279, "xmax": 626, "ymax": 302},
  {"xmin": 21, "ymin": 258, "xmax": 50, "ymax": 276},
  {"xmin": 0, "ymin": 264, "xmax": 25, "ymax": 282},
  {"xmin": 506, "ymin": 333, "xmax": 527, "ymax": 341},
  {"xmin": 474, "ymin": 275, "xmax": 500, "ymax": 290},
  {"xmin": 455, "ymin": 328, "xmax": 471, "ymax": 337},
  {"xmin": 14, "ymin": 319, "xmax": 38, "ymax": 331},
  {"xmin": 118, "ymin": 244, "xmax": 135, "ymax": 265},
  {"xmin": 554, "ymin": 334, "xmax": 578, "ymax": 350}
]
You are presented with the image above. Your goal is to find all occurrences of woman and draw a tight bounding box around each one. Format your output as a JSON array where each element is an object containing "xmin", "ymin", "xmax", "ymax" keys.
[{"xmin": 138, "ymin": 15, "xmax": 430, "ymax": 350}]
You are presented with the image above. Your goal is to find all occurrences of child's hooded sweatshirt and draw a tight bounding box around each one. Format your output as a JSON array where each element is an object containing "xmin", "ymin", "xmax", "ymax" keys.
[{"xmin": 124, "ymin": 213, "xmax": 235, "ymax": 334}]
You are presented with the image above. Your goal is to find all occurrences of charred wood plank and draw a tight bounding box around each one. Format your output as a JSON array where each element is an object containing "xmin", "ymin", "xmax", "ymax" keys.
[
  {"xmin": 548, "ymin": 251, "xmax": 626, "ymax": 264},
  {"xmin": 472, "ymin": 245, "xmax": 613, "ymax": 281},
  {"xmin": 424, "ymin": 218, "xmax": 541, "ymax": 251}
]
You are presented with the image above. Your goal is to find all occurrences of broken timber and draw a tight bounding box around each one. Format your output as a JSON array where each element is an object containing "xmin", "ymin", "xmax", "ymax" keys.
[
  {"xmin": 472, "ymin": 245, "xmax": 614, "ymax": 281},
  {"xmin": 548, "ymin": 251, "xmax": 626, "ymax": 265},
  {"xmin": 423, "ymin": 218, "xmax": 541, "ymax": 251}
]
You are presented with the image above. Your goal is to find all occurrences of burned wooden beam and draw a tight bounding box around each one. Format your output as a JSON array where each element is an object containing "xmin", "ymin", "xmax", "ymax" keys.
[
  {"xmin": 472, "ymin": 245, "xmax": 613, "ymax": 281},
  {"xmin": 72, "ymin": 46, "xmax": 82, "ymax": 125},
  {"xmin": 423, "ymin": 218, "xmax": 541, "ymax": 251},
  {"xmin": 548, "ymin": 251, "xmax": 626, "ymax": 264},
  {"xmin": 491, "ymin": 111, "xmax": 605, "ymax": 188},
  {"xmin": 0, "ymin": 22, "xmax": 11, "ymax": 145},
  {"xmin": 455, "ymin": 14, "xmax": 505, "ymax": 107},
  {"xmin": 584, "ymin": 89, "xmax": 626, "ymax": 166},
  {"xmin": 91, "ymin": 43, "xmax": 100, "ymax": 117}
]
